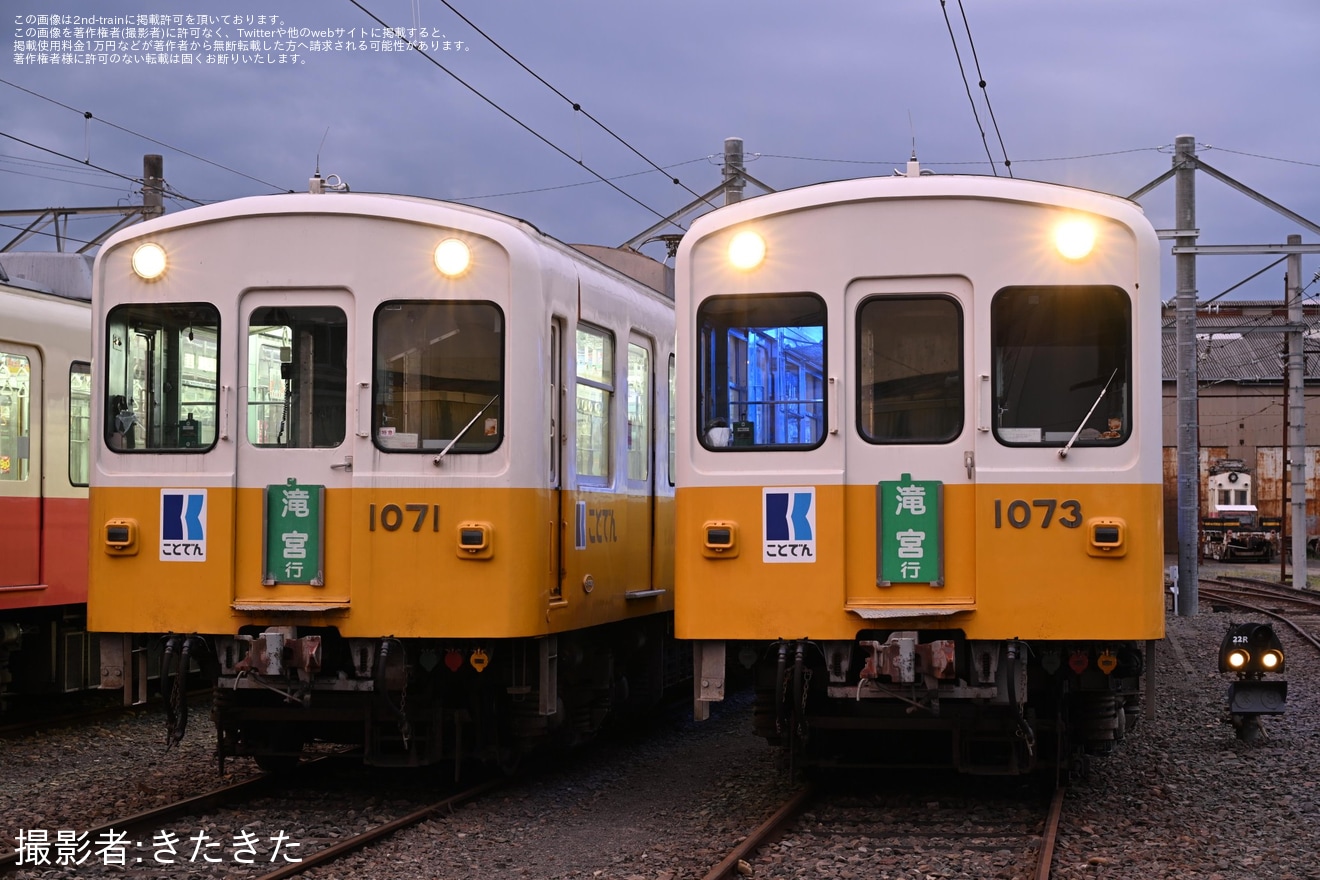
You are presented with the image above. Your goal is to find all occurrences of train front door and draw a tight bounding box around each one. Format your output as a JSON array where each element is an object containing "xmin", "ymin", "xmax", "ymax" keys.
[
  {"xmin": 844, "ymin": 277, "xmax": 978, "ymax": 613},
  {"xmin": 232, "ymin": 290, "xmax": 355, "ymax": 609}
]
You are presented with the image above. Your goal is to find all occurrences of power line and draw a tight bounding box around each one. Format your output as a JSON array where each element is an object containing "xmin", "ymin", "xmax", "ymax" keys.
[
  {"xmin": 0, "ymin": 77, "xmax": 290, "ymax": 193},
  {"xmin": 433, "ymin": 0, "xmax": 717, "ymax": 213},
  {"xmin": 347, "ymin": 0, "xmax": 684, "ymax": 232},
  {"xmin": 952, "ymin": 0, "xmax": 1012, "ymax": 176},
  {"xmin": 0, "ymin": 128, "xmax": 207, "ymax": 205},
  {"xmin": 939, "ymin": 0, "xmax": 999, "ymax": 176},
  {"xmin": 454, "ymin": 156, "xmax": 710, "ymax": 202}
]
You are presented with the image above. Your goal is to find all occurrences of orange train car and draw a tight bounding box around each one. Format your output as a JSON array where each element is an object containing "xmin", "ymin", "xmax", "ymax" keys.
[
  {"xmin": 88, "ymin": 188, "xmax": 680, "ymax": 770},
  {"xmin": 676, "ymin": 164, "xmax": 1164, "ymax": 775}
]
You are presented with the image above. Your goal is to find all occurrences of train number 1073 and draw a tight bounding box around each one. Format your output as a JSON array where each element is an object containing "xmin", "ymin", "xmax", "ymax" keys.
[{"xmin": 992, "ymin": 499, "xmax": 1082, "ymax": 529}]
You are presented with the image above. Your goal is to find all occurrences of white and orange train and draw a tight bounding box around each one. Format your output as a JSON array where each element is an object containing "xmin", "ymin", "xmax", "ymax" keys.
[
  {"xmin": 675, "ymin": 163, "xmax": 1165, "ymax": 775},
  {"xmin": 88, "ymin": 188, "xmax": 680, "ymax": 771},
  {"xmin": 0, "ymin": 273, "xmax": 92, "ymax": 707}
]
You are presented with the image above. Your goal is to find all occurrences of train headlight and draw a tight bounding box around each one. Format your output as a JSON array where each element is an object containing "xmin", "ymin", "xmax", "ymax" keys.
[
  {"xmin": 131, "ymin": 243, "xmax": 167, "ymax": 280},
  {"xmin": 434, "ymin": 238, "xmax": 472, "ymax": 277},
  {"xmin": 728, "ymin": 231, "xmax": 766, "ymax": 271},
  {"xmin": 1053, "ymin": 219, "xmax": 1096, "ymax": 260}
]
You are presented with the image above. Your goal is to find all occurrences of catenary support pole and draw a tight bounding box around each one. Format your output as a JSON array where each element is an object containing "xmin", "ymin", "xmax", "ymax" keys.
[
  {"xmin": 1175, "ymin": 135, "xmax": 1199, "ymax": 616},
  {"xmin": 1287, "ymin": 234, "xmax": 1308, "ymax": 587}
]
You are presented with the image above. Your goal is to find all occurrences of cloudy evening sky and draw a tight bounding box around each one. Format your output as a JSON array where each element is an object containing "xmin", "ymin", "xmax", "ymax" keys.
[{"xmin": 4, "ymin": 0, "xmax": 1317, "ymax": 301}]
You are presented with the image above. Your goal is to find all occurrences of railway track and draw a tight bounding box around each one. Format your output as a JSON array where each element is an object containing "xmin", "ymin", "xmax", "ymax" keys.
[
  {"xmin": 1, "ymin": 754, "xmax": 505, "ymax": 878},
  {"xmin": 1200, "ymin": 576, "xmax": 1320, "ymax": 655},
  {"xmin": 702, "ymin": 774, "xmax": 1067, "ymax": 880}
]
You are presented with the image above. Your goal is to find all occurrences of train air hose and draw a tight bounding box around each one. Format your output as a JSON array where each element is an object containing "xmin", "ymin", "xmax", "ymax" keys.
[{"xmin": 1006, "ymin": 640, "xmax": 1036, "ymax": 759}]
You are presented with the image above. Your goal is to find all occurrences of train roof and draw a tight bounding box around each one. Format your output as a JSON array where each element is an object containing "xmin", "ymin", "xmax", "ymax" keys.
[
  {"xmin": 0, "ymin": 252, "xmax": 93, "ymax": 301},
  {"xmin": 679, "ymin": 172, "xmax": 1149, "ymax": 243},
  {"xmin": 95, "ymin": 190, "xmax": 673, "ymax": 298}
]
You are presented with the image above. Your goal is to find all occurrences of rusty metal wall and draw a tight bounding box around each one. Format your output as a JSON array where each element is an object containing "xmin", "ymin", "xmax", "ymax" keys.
[{"xmin": 1161, "ymin": 444, "xmax": 1320, "ymax": 552}]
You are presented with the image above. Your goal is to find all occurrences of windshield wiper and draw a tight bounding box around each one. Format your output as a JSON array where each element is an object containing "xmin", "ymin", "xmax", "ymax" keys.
[
  {"xmin": 1059, "ymin": 369, "xmax": 1117, "ymax": 460},
  {"xmin": 433, "ymin": 394, "xmax": 500, "ymax": 466}
]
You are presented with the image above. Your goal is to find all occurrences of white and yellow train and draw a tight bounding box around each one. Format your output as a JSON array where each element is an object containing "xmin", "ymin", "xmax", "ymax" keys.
[
  {"xmin": 89, "ymin": 188, "xmax": 679, "ymax": 771},
  {"xmin": 676, "ymin": 163, "xmax": 1165, "ymax": 774}
]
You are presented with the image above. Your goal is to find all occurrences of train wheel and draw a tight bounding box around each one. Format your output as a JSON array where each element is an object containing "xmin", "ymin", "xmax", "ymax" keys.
[{"xmin": 253, "ymin": 724, "xmax": 304, "ymax": 774}]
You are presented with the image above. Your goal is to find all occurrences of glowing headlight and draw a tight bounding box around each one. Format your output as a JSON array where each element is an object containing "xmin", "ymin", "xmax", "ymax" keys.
[
  {"xmin": 728, "ymin": 230, "xmax": 766, "ymax": 271},
  {"xmin": 1227, "ymin": 649, "xmax": 1249, "ymax": 670},
  {"xmin": 1053, "ymin": 219, "xmax": 1096, "ymax": 260},
  {"xmin": 434, "ymin": 238, "xmax": 472, "ymax": 277},
  {"xmin": 131, "ymin": 243, "xmax": 167, "ymax": 280},
  {"xmin": 1260, "ymin": 650, "xmax": 1283, "ymax": 670}
]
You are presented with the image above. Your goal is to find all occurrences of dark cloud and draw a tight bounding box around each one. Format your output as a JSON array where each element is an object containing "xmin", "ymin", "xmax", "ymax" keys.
[{"xmin": 4, "ymin": 0, "xmax": 1316, "ymax": 297}]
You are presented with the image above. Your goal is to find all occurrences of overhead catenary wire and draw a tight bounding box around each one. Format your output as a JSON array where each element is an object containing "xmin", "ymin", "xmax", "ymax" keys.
[
  {"xmin": 431, "ymin": 0, "xmax": 717, "ymax": 214},
  {"xmin": 0, "ymin": 76, "xmax": 289, "ymax": 195},
  {"xmin": 0, "ymin": 128, "xmax": 204, "ymax": 207},
  {"xmin": 952, "ymin": 0, "xmax": 1012, "ymax": 176},
  {"xmin": 348, "ymin": 0, "xmax": 688, "ymax": 233},
  {"xmin": 939, "ymin": 0, "xmax": 1003, "ymax": 176}
]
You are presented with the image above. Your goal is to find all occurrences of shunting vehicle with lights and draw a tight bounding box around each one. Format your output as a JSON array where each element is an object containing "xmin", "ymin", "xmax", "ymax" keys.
[
  {"xmin": 88, "ymin": 182, "xmax": 681, "ymax": 772},
  {"xmin": 1200, "ymin": 459, "xmax": 1279, "ymax": 563},
  {"xmin": 675, "ymin": 159, "xmax": 1165, "ymax": 776},
  {"xmin": 1219, "ymin": 621, "xmax": 1286, "ymax": 743}
]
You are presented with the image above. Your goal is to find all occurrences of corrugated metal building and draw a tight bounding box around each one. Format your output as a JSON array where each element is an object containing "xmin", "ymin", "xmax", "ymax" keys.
[{"xmin": 1161, "ymin": 301, "xmax": 1320, "ymax": 550}]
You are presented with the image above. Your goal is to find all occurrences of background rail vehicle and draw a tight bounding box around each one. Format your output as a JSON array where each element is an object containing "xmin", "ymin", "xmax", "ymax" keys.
[
  {"xmin": 675, "ymin": 160, "xmax": 1165, "ymax": 776},
  {"xmin": 0, "ymin": 267, "xmax": 94, "ymax": 710},
  {"xmin": 88, "ymin": 186, "xmax": 682, "ymax": 772},
  {"xmin": 1199, "ymin": 458, "xmax": 1280, "ymax": 563}
]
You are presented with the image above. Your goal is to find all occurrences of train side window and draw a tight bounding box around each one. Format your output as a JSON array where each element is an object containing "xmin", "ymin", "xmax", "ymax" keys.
[
  {"xmin": 248, "ymin": 306, "xmax": 348, "ymax": 448},
  {"xmin": 0, "ymin": 349, "xmax": 31, "ymax": 480},
  {"xmin": 856, "ymin": 296, "xmax": 963, "ymax": 444},
  {"xmin": 695, "ymin": 293, "xmax": 826, "ymax": 450},
  {"xmin": 104, "ymin": 303, "xmax": 220, "ymax": 452},
  {"xmin": 626, "ymin": 342, "xmax": 650, "ymax": 482},
  {"xmin": 576, "ymin": 325, "xmax": 613, "ymax": 481},
  {"xmin": 667, "ymin": 353, "xmax": 676, "ymax": 487},
  {"xmin": 69, "ymin": 361, "xmax": 91, "ymax": 485},
  {"xmin": 373, "ymin": 301, "xmax": 504, "ymax": 454},
  {"xmin": 991, "ymin": 285, "xmax": 1131, "ymax": 448}
]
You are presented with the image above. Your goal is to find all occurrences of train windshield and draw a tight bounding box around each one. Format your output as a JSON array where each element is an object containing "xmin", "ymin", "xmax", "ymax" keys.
[
  {"xmin": 373, "ymin": 300, "xmax": 504, "ymax": 453},
  {"xmin": 991, "ymin": 285, "xmax": 1131, "ymax": 448},
  {"xmin": 104, "ymin": 303, "xmax": 220, "ymax": 452},
  {"xmin": 696, "ymin": 293, "xmax": 826, "ymax": 450}
]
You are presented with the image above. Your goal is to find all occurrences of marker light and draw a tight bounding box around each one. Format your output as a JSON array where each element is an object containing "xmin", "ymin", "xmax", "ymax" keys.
[
  {"xmin": 434, "ymin": 238, "xmax": 472, "ymax": 277},
  {"xmin": 131, "ymin": 243, "xmax": 167, "ymax": 280},
  {"xmin": 728, "ymin": 230, "xmax": 766, "ymax": 270},
  {"xmin": 1053, "ymin": 219, "xmax": 1096, "ymax": 260}
]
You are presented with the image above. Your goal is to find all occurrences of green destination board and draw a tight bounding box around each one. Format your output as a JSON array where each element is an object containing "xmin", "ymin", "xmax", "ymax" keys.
[
  {"xmin": 264, "ymin": 478, "xmax": 324, "ymax": 585},
  {"xmin": 878, "ymin": 474, "xmax": 942, "ymax": 586}
]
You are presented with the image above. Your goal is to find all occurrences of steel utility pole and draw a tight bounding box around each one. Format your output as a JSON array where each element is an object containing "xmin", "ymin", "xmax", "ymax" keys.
[
  {"xmin": 1287, "ymin": 234, "xmax": 1307, "ymax": 586},
  {"xmin": 1174, "ymin": 135, "xmax": 1199, "ymax": 616}
]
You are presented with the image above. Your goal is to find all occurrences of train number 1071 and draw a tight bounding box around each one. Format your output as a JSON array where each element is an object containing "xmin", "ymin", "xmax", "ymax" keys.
[{"xmin": 992, "ymin": 498, "xmax": 1082, "ymax": 529}]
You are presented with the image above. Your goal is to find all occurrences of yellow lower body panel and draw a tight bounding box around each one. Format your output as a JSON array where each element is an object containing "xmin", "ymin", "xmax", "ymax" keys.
[
  {"xmin": 676, "ymin": 482, "xmax": 1164, "ymax": 642},
  {"xmin": 90, "ymin": 485, "xmax": 672, "ymax": 639}
]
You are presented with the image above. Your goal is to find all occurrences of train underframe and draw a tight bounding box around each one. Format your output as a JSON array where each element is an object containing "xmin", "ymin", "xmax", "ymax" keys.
[
  {"xmin": 726, "ymin": 631, "xmax": 1147, "ymax": 777},
  {"xmin": 0, "ymin": 605, "xmax": 97, "ymax": 711},
  {"xmin": 155, "ymin": 617, "xmax": 685, "ymax": 774},
  {"xmin": 1200, "ymin": 528, "xmax": 1278, "ymax": 563}
]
